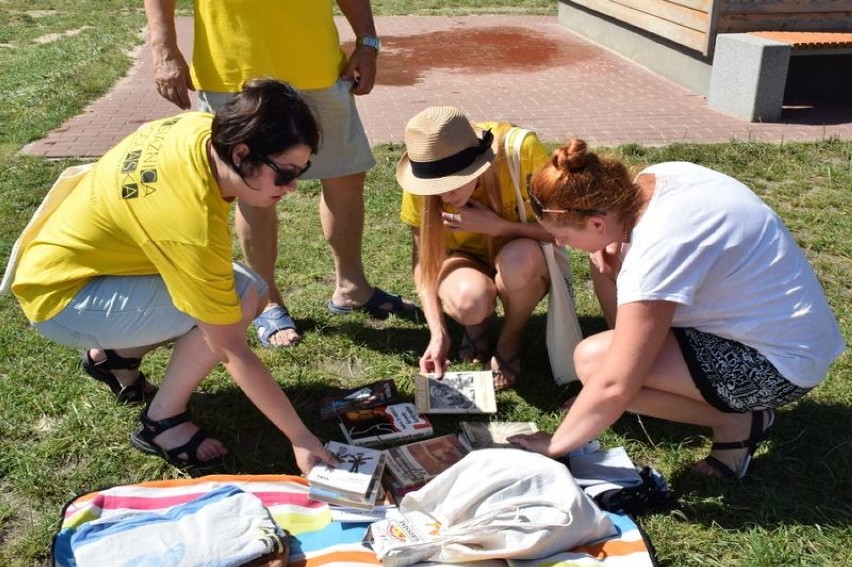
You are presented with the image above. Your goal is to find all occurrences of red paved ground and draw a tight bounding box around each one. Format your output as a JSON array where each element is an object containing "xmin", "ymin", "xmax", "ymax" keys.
[{"xmin": 23, "ymin": 15, "xmax": 852, "ymax": 158}]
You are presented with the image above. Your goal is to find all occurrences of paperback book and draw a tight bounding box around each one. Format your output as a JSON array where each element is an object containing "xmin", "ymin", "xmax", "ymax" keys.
[
  {"xmin": 318, "ymin": 379, "xmax": 399, "ymax": 421},
  {"xmin": 383, "ymin": 434, "xmax": 470, "ymax": 499},
  {"xmin": 414, "ymin": 370, "xmax": 497, "ymax": 414},
  {"xmin": 307, "ymin": 440, "xmax": 386, "ymax": 510},
  {"xmin": 338, "ymin": 403, "xmax": 433, "ymax": 447},
  {"xmin": 458, "ymin": 421, "xmax": 539, "ymax": 450}
]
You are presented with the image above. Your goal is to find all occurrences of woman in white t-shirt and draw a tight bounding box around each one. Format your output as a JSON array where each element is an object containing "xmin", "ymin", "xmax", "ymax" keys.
[{"xmin": 508, "ymin": 138, "xmax": 844, "ymax": 480}]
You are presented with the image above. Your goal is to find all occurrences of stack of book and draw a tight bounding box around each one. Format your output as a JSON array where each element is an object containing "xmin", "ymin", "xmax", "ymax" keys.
[
  {"xmin": 382, "ymin": 434, "xmax": 470, "ymax": 500},
  {"xmin": 338, "ymin": 402, "xmax": 433, "ymax": 447},
  {"xmin": 307, "ymin": 441, "xmax": 387, "ymax": 510}
]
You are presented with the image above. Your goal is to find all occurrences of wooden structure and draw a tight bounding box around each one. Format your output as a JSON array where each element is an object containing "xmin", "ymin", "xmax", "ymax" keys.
[
  {"xmin": 565, "ymin": 0, "xmax": 852, "ymax": 56},
  {"xmin": 558, "ymin": 0, "xmax": 852, "ymax": 120}
]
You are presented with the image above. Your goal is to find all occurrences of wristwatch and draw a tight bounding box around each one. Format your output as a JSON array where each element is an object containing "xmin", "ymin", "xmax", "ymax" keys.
[{"xmin": 356, "ymin": 36, "xmax": 381, "ymax": 53}]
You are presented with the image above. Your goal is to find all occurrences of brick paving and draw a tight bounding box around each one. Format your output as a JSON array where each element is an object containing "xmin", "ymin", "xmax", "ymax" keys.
[{"xmin": 23, "ymin": 15, "xmax": 852, "ymax": 158}]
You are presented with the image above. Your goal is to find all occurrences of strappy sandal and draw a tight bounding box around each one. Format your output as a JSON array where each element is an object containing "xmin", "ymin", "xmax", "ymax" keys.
[
  {"xmin": 130, "ymin": 409, "xmax": 221, "ymax": 471},
  {"xmin": 459, "ymin": 312, "xmax": 497, "ymax": 364},
  {"xmin": 491, "ymin": 349, "xmax": 522, "ymax": 391},
  {"xmin": 81, "ymin": 349, "xmax": 157, "ymax": 404},
  {"xmin": 696, "ymin": 408, "xmax": 776, "ymax": 480}
]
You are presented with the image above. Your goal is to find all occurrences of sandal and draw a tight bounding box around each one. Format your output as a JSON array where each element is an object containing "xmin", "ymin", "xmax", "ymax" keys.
[
  {"xmin": 81, "ymin": 349, "xmax": 157, "ymax": 404},
  {"xmin": 327, "ymin": 287, "xmax": 416, "ymax": 320},
  {"xmin": 459, "ymin": 314, "xmax": 496, "ymax": 364},
  {"xmin": 254, "ymin": 305, "xmax": 300, "ymax": 347},
  {"xmin": 491, "ymin": 349, "xmax": 522, "ymax": 391},
  {"xmin": 696, "ymin": 408, "xmax": 776, "ymax": 480},
  {"xmin": 130, "ymin": 410, "xmax": 222, "ymax": 471}
]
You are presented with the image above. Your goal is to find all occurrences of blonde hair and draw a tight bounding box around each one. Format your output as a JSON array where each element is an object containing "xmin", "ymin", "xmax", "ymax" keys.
[
  {"xmin": 416, "ymin": 126, "xmax": 512, "ymax": 294},
  {"xmin": 531, "ymin": 138, "xmax": 640, "ymax": 228}
]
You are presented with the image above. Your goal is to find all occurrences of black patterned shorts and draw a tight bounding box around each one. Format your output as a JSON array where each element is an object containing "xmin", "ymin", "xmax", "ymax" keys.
[{"xmin": 672, "ymin": 327, "xmax": 812, "ymax": 413}]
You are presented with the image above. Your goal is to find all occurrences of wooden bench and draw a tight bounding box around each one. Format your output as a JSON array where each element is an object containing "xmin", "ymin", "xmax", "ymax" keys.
[{"xmin": 707, "ymin": 31, "xmax": 852, "ymax": 122}]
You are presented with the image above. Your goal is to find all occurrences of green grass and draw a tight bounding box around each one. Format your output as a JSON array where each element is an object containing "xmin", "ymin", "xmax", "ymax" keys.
[{"xmin": 0, "ymin": 1, "xmax": 850, "ymax": 566}]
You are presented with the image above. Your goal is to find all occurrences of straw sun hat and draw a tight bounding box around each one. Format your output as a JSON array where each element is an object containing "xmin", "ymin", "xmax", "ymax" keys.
[{"xmin": 396, "ymin": 106, "xmax": 497, "ymax": 196}]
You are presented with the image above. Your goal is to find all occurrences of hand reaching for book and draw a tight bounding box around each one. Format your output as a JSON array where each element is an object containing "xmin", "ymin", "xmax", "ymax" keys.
[
  {"xmin": 507, "ymin": 431, "xmax": 556, "ymax": 457},
  {"xmin": 292, "ymin": 433, "xmax": 340, "ymax": 475}
]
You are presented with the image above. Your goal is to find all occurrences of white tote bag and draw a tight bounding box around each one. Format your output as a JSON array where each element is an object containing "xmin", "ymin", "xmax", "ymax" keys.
[
  {"xmin": 368, "ymin": 449, "xmax": 615, "ymax": 566},
  {"xmin": 1, "ymin": 163, "xmax": 94, "ymax": 295},
  {"xmin": 505, "ymin": 128, "xmax": 583, "ymax": 384}
]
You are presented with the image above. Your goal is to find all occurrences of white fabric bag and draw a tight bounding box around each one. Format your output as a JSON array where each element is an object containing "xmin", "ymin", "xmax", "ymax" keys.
[
  {"xmin": 505, "ymin": 128, "xmax": 583, "ymax": 384},
  {"xmin": 1, "ymin": 163, "xmax": 94, "ymax": 295},
  {"xmin": 368, "ymin": 448, "xmax": 615, "ymax": 566}
]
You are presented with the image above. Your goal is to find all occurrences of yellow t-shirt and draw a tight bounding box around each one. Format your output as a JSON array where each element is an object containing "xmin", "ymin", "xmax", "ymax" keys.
[
  {"xmin": 191, "ymin": 0, "xmax": 344, "ymax": 92},
  {"xmin": 399, "ymin": 123, "xmax": 549, "ymax": 261},
  {"xmin": 12, "ymin": 112, "xmax": 241, "ymax": 325}
]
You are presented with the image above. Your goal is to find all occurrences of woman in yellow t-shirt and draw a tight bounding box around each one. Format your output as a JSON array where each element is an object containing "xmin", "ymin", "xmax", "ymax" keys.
[
  {"xmin": 397, "ymin": 107, "xmax": 553, "ymax": 389},
  {"xmin": 10, "ymin": 80, "xmax": 338, "ymax": 473}
]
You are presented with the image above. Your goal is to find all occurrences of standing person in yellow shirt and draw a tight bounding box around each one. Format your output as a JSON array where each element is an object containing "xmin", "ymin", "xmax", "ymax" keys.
[
  {"xmin": 144, "ymin": 0, "xmax": 414, "ymax": 349},
  {"xmin": 9, "ymin": 80, "xmax": 338, "ymax": 473},
  {"xmin": 397, "ymin": 107, "xmax": 554, "ymax": 389}
]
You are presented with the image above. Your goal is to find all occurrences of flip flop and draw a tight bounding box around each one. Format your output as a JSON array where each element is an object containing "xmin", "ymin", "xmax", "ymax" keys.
[
  {"xmin": 327, "ymin": 287, "xmax": 415, "ymax": 320},
  {"xmin": 697, "ymin": 408, "xmax": 776, "ymax": 480},
  {"xmin": 254, "ymin": 305, "xmax": 300, "ymax": 348}
]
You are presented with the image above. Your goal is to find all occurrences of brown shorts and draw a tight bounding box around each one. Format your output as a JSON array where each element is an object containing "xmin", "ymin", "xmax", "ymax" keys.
[{"xmin": 438, "ymin": 251, "xmax": 496, "ymax": 283}]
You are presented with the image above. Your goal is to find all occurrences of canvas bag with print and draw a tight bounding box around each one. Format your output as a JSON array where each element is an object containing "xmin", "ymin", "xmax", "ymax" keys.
[
  {"xmin": 504, "ymin": 127, "xmax": 583, "ymax": 384},
  {"xmin": 368, "ymin": 448, "xmax": 615, "ymax": 566}
]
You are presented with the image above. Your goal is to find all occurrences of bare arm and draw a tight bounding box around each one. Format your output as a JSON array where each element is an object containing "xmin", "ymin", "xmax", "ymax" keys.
[
  {"xmin": 336, "ymin": 0, "xmax": 378, "ymax": 95},
  {"xmin": 196, "ymin": 320, "xmax": 337, "ymax": 474},
  {"xmin": 444, "ymin": 200, "xmax": 554, "ymax": 242},
  {"xmin": 143, "ymin": 0, "xmax": 193, "ymax": 109},
  {"xmin": 511, "ymin": 300, "xmax": 676, "ymax": 456},
  {"xmin": 411, "ymin": 228, "xmax": 451, "ymax": 376}
]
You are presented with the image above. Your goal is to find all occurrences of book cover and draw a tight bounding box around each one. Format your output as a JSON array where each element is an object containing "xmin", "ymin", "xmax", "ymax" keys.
[
  {"xmin": 414, "ymin": 370, "xmax": 497, "ymax": 414},
  {"xmin": 307, "ymin": 441, "xmax": 386, "ymax": 501},
  {"xmin": 458, "ymin": 421, "xmax": 539, "ymax": 450},
  {"xmin": 384, "ymin": 434, "xmax": 469, "ymax": 498},
  {"xmin": 318, "ymin": 379, "xmax": 399, "ymax": 421},
  {"xmin": 338, "ymin": 403, "xmax": 434, "ymax": 447}
]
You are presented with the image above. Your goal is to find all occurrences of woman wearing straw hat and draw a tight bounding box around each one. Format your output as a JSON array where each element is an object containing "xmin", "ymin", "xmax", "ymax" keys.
[{"xmin": 396, "ymin": 106, "xmax": 553, "ymax": 389}]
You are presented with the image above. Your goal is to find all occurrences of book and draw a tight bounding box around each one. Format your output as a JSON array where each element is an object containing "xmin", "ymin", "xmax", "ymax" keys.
[
  {"xmin": 458, "ymin": 421, "xmax": 539, "ymax": 450},
  {"xmin": 338, "ymin": 403, "xmax": 433, "ymax": 447},
  {"xmin": 414, "ymin": 370, "xmax": 497, "ymax": 414},
  {"xmin": 318, "ymin": 379, "xmax": 399, "ymax": 421},
  {"xmin": 566, "ymin": 447, "xmax": 643, "ymax": 499},
  {"xmin": 383, "ymin": 434, "xmax": 470, "ymax": 499},
  {"xmin": 307, "ymin": 441, "xmax": 387, "ymax": 510}
]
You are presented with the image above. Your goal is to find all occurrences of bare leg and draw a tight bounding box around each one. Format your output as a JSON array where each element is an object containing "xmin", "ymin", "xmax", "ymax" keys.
[
  {"xmin": 321, "ymin": 173, "xmax": 373, "ymax": 306},
  {"xmin": 576, "ymin": 331, "xmax": 763, "ymax": 474},
  {"xmin": 140, "ymin": 281, "xmax": 266, "ymax": 462},
  {"xmin": 235, "ymin": 200, "xmax": 300, "ymax": 346},
  {"xmin": 490, "ymin": 239, "xmax": 549, "ymax": 387}
]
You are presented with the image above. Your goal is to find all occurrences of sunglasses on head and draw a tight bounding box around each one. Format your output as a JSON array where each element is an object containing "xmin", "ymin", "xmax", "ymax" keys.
[
  {"xmin": 528, "ymin": 188, "xmax": 607, "ymax": 220},
  {"xmin": 256, "ymin": 155, "xmax": 311, "ymax": 186}
]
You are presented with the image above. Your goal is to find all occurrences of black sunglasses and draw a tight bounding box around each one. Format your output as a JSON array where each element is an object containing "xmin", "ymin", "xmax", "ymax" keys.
[
  {"xmin": 528, "ymin": 188, "xmax": 607, "ymax": 220},
  {"xmin": 256, "ymin": 155, "xmax": 311, "ymax": 186}
]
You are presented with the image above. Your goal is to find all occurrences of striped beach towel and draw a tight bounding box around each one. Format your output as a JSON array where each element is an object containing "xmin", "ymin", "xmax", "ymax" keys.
[{"xmin": 52, "ymin": 474, "xmax": 657, "ymax": 567}]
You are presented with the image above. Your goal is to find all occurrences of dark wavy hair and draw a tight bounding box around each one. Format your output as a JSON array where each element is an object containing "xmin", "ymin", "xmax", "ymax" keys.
[{"xmin": 211, "ymin": 79, "xmax": 320, "ymax": 175}]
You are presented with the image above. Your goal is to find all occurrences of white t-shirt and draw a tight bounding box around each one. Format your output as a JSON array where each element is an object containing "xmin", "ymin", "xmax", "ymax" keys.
[{"xmin": 618, "ymin": 162, "xmax": 844, "ymax": 388}]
